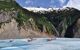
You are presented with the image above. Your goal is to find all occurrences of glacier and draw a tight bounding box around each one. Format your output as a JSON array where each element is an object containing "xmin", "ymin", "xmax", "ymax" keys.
[
  {"xmin": 64, "ymin": 0, "xmax": 80, "ymax": 10},
  {"xmin": 23, "ymin": 0, "xmax": 80, "ymax": 12},
  {"xmin": 0, "ymin": 38, "xmax": 80, "ymax": 50}
]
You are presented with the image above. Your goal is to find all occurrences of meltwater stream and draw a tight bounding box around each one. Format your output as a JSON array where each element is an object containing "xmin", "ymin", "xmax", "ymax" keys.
[{"xmin": 0, "ymin": 38, "xmax": 80, "ymax": 50}]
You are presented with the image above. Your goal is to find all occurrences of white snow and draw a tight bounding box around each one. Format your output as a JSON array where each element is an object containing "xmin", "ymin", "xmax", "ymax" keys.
[
  {"xmin": 64, "ymin": 0, "xmax": 80, "ymax": 10},
  {"xmin": 24, "ymin": 7, "xmax": 51, "ymax": 12},
  {"xmin": 23, "ymin": 7, "xmax": 61, "ymax": 12},
  {"xmin": 24, "ymin": 0, "xmax": 80, "ymax": 12}
]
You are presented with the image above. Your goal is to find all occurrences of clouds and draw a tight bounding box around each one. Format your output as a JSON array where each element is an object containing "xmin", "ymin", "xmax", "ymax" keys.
[
  {"xmin": 24, "ymin": 0, "xmax": 50, "ymax": 8},
  {"xmin": 50, "ymin": 0, "xmax": 68, "ymax": 8},
  {"xmin": 25, "ymin": 0, "xmax": 33, "ymax": 6},
  {"xmin": 25, "ymin": 0, "xmax": 33, "ymax": 5},
  {"xmin": 25, "ymin": 0, "xmax": 32, "ymax": 4},
  {"xmin": 16, "ymin": 0, "xmax": 69, "ymax": 8},
  {"xmin": 60, "ymin": 0, "xmax": 65, "ymax": 3},
  {"xmin": 64, "ymin": 0, "xmax": 80, "ymax": 10}
]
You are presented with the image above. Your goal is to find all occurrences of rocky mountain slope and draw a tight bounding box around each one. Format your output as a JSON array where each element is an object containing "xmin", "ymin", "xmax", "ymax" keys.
[
  {"xmin": 0, "ymin": 0, "xmax": 55, "ymax": 39},
  {"xmin": 0, "ymin": 0, "xmax": 80, "ymax": 39}
]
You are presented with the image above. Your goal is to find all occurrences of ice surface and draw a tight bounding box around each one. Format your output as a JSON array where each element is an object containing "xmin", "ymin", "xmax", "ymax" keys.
[{"xmin": 0, "ymin": 38, "xmax": 80, "ymax": 50}]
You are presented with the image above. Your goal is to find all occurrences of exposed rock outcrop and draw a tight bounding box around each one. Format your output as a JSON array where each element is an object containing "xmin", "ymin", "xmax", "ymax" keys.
[
  {"xmin": 0, "ymin": 18, "xmax": 54, "ymax": 39},
  {"xmin": 0, "ymin": 0, "xmax": 80, "ymax": 39}
]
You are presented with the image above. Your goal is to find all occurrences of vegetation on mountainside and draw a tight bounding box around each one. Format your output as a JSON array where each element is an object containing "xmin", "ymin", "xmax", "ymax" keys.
[
  {"xmin": 0, "ymin": 0, "xmax": 80, "ymax": 37},
  {"xmin": 0, "ymin": 0, "xmax": 20, "ymax": 10}
]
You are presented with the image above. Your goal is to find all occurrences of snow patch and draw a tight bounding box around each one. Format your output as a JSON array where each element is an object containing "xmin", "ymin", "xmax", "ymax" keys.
[
  {"xmin": 23, "ymin": 7, "xmax": 64, "ymax": 12},
  {"xmin": 64, "ymin": 0, "xmax": 80, "ymax": 10}
]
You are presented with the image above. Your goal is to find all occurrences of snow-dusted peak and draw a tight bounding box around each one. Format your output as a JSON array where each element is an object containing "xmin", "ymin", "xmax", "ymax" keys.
[
  {"xmin": 23, "ymin": 7, "xmax": 64, "ymax": 12},
  {"xmin": 23, "ymin": 0, "xmax": 80, "ymax": 12},
  {"xmin": 63, "ymin": 0, "xmax": 80, "ymax": 10},
  {"xmin": 24, "ymin": 0, "xmax": 80, "ymax": 13},
  {"xmin": 24, "ymin": 7, "xmax": 47, "ymax": 11},
  {"xmin": 24, "ymin": 7, "xmax": 52, "ymax": 12}
]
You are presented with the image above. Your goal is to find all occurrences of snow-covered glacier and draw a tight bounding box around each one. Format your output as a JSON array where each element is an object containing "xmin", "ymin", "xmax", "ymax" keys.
[
  {"xmin": 17, "ymin": 0, "xmax": 80, "ymax": 10},
  {"xmin": 0, "ymin": 38, "xmax": 80, "ymax": 50},
  {"xmin": 23, "ymin": 0, "xmax": 80, "ymax": 12},
  {"xmin": 64, "ymin": 0, "xmax": 80, "ymax": 10}
]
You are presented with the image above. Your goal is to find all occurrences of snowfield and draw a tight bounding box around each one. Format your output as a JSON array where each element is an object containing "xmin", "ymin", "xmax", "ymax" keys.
[
  {"xmin": 23, "ymin": 0, "xmax": 80, "ymax": 12},
  {"xmin": 0, "ymin": 38, "xmax": 80, "ymax": 50},
  {"xmin": 64, "ymin": 0, "xmax": 80, "ymax": 10}
]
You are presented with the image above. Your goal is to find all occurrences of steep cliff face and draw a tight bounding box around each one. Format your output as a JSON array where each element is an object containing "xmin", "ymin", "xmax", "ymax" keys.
[
  {"xmin": 0, "ymin": 10, "xmax": 53, "ymax": 39},
  {"xmin": 0, "ymin": 0, "xmax": 80, "ymax": 39},
  {"xmin": 0, "ymin": 10, "xmax": 52, "ymax": 39},
  {"xmin": 0, "ymin": 0, "xmax": 54, "ymax": 39},
  {"xmin": 73, "ymin": 18, "xmax": 80, "ymax": 38},
  {"xmin": 0, "ymin": 19, "xmax": 51, "ymax": 39}
]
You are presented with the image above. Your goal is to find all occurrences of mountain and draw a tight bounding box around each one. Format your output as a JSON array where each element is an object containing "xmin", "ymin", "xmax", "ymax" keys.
[
  {"xmin": 23, "ymin": 7, "xmax": 50, "ymax": 12},
  {"xmin": 64, "ymin": 0, "xmax": 80, "ymax": 10},
  {"xmin": 0, "ymin": 0, "xmax": 55, "ymax": 39},
  {"xmin": 23, "ymin": 0, "xmax": 80, "ymax": 12},
  {"xmin": 0, "ymin": 0, "xmax": 80, "ymax": 39},
  {"xmin": 16, "ymin": 0, "xmax": 80, "ymax": 11},
  {"xmin": 23, "ymin": 7, "xmax": 61, "ymax": 12}
]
